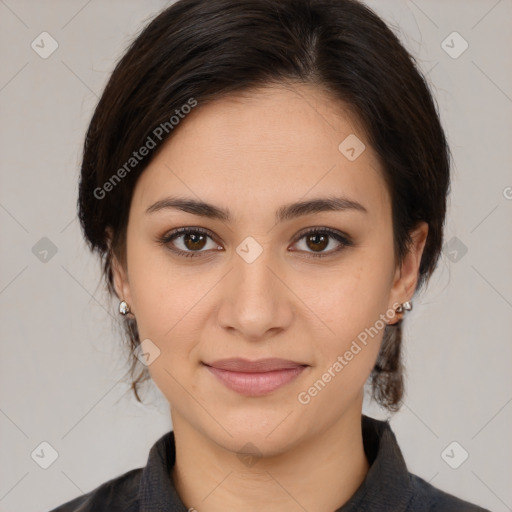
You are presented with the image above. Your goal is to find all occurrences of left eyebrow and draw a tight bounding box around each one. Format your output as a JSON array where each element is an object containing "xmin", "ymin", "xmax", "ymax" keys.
[{"xmin": 145, "ymin": 195, "xmax": 368, "ymax": 223}]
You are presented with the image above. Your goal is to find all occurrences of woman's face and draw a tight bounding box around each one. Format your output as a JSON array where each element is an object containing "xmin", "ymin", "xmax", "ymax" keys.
[{"xmin": 112, "ymin": 83, "xmax": 427, "ymax": 455}]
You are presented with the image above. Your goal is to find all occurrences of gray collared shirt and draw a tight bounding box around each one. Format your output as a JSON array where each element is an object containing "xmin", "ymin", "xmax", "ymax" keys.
[{"xmin": 49, "ymin": 415, "xmax": 492, "ymax": 511}]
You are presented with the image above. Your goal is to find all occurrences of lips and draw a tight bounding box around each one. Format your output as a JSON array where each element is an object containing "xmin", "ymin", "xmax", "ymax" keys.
[
  {"xmin": 203, "ymin": 358, "xmax": 308, "ymax": 396},
  {"xmin": 205, "ymin": 358, "xmax": 306, "ymax": 372}
]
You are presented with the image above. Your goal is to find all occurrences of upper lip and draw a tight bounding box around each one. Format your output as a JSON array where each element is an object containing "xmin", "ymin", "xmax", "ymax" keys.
[{"xmin": 204, "ymin": 358, "xmax": 307, "ymax": 373}]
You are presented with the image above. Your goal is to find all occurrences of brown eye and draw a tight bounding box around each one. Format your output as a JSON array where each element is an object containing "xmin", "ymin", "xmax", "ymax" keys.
[
  {"xmin": 182, "ymin": 232, "xmax": 208, "ymax": 251},
  {"xmin": 304, "ymin": 232, "xmax": 329, "ymax": 252},
  {"xmin": 158, "ymin": 227, "xmax": 222, "ymax": 258},
  {"xmin": 292, "ymin": 228, "xmax": 353, "ymax": 258}
]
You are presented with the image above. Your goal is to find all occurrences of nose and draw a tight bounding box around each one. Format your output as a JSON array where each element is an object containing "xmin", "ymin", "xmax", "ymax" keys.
[{"xmin": 216, "ymin": 241, "xmax": 294, "ymax": 342}]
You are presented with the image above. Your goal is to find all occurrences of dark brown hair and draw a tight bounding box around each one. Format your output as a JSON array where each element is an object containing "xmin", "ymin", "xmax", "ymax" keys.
[{"xmin": 78, "ymin": 0, "xmax": 451, "ymax": 412}]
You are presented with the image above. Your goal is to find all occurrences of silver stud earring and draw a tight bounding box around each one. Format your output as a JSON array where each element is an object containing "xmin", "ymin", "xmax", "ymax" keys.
[
  {"xmin": 395, "ymin": 300, "xmax": 413, "ymax": 313},
  {"xmin": 119, "ymin": 300, "xmax": 130, "ymax": 315}
]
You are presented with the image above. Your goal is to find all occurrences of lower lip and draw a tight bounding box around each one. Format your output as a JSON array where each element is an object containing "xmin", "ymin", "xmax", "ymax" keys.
[{"xmin": 205, "ymin": 365, "xmax": 307, "ymax": 396}]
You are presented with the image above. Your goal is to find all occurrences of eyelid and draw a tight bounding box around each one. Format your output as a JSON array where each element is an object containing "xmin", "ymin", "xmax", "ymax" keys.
[
  {"xmin": 165, "ymin": 226, "xmax": 218, "ymax": 241},
  {"xmin": 289, "ymin": 226, "xmax": 353, "ymax": 257},
  {"xmin": 292, "ymin": 226, "xmax": 351, "ymax": 244},
  {"xmin": 159, "ymin": 226, "xmax": 222, "ymax": 249}
]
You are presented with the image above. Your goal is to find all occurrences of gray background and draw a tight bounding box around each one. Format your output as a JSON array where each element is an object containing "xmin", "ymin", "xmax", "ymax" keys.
[{"xmin": 0, "ymin": 1, "xmax": 510, "ymax": 511}]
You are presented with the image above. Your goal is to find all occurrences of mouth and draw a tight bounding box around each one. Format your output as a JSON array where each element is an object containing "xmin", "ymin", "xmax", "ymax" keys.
[{"xmin": 202, "ymin": 358, "xmax": 309, "ymax": 396}]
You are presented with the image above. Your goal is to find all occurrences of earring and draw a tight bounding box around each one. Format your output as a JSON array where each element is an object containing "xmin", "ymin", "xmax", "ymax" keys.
[
  {"xmin": 395, "ymin": 300, "xmax": 413, "ymax": 314},
  {"xmin": 119, "ymin": 300, "xmax": 130, "ymax": 315}
]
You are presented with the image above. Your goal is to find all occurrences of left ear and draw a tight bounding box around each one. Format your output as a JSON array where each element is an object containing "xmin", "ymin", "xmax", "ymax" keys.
[{"xmin": 388, "ymin": 221, "xmax": 429, "ymax": 322}]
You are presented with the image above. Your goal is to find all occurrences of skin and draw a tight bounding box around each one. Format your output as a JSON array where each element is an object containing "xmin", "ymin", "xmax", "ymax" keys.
[{"xmin": 111, "ymin": 82, "xmax": 428, "ymax": 512}]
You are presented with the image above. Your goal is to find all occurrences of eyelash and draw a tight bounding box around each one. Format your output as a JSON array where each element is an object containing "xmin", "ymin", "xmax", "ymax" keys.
[{"xmin": 157, "ymin": 226, "xmax": 353, "ymax": 259}]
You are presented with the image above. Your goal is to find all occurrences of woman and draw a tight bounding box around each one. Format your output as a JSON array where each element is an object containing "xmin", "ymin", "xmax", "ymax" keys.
[{"xmin": 50, "ymin": 0, "xmax": 492, "ymax": 510}]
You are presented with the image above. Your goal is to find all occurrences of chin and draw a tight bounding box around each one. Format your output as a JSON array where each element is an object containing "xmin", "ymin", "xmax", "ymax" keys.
[{"xmin": 204, "ymin": 407, "xmax": 308, "ymax": 456}]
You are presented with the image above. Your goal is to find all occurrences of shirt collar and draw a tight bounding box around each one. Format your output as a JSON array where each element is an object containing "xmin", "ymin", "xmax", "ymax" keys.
[
  {"xmin": 335, "ymin": 414, "xmax": 413, "ymax": 511},
  {"xmin": 138, "ymin": 414, "xmax": 413, "ymax": 511}
]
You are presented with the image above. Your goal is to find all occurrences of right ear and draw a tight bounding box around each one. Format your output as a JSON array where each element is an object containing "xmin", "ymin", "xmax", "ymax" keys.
[{"xmin": 106, "ymin": 227, "xmax": 132, "ymax": 306}]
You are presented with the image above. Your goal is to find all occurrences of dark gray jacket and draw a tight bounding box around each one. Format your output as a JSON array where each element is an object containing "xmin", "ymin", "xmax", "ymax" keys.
[{"xmin": 49, "ymin": 415, "xmax": 492, "ymax": 511}]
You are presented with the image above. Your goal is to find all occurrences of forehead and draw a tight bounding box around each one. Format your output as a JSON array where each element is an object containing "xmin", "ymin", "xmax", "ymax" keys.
[{"xmin": 131, "ymin": 83, "xmax": 390, "ymax": 222}]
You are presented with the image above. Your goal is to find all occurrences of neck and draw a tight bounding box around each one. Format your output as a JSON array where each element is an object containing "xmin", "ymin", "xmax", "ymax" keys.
[{"xmin": 170, "ymin": 400, "xmax": 370, "ymax": 512}]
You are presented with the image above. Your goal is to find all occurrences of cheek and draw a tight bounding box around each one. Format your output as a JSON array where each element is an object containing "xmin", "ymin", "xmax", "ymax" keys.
[
  {"xmin": 301, "ymin": 243, "xmax": 394, "ymax": 383},
  {"xmin": 125, "ymin": 241, "xmax": 202, "ymax": 351},
  {"xmin": 127, "ymin": 257, "xmax": 207, "ymax": 398},
  {"xmin": 296, "ymin": 273, "xmax": 390, "ymax": 413},
  {"xmin": 309, "ymin": 253, "xmax": 392, "ymax": 338}
]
